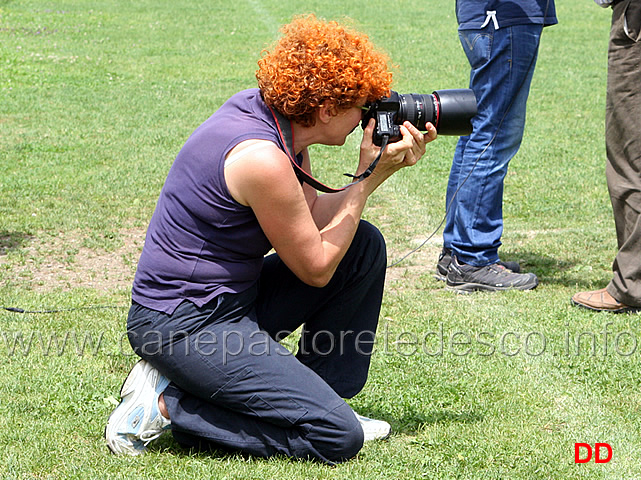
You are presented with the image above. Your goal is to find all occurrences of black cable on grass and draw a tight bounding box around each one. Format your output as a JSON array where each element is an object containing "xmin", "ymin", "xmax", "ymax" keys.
[{"xmin": 1, "ymin": 305, "xmax": 126, "ymax": 314}]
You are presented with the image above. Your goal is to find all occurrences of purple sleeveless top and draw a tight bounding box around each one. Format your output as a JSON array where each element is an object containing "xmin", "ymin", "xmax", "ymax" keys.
[{"xmin": 132, "ymin": 89, "xmax": 293, "ymax": 314}]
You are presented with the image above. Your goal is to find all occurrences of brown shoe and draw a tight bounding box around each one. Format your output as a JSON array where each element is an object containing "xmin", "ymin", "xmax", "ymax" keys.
[{"xmin": 571, "ymin": 288, "xmax": 640, "ymax": 313}]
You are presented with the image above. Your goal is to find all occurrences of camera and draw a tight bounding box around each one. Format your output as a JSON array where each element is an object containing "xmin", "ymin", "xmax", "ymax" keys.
[{"xmin": 362, "ymin": 89, "xmax": 478, "ymax": 146}]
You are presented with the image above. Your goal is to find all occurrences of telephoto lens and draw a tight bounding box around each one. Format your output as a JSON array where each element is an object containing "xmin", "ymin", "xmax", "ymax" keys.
[{"xmin": 363, "ymin": 89, "xmax": 477, "ymax": 145}]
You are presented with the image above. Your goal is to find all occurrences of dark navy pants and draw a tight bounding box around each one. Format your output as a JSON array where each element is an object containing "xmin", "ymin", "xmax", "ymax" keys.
[{"xmin": 126, "ymin": 221, "xmax": 387, "ymax": 464}]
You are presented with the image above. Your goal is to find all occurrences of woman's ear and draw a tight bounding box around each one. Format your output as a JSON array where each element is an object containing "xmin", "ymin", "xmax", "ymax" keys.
[{"xmin": 317, "ymin": 101, "xmax": 335, "ymax": 125}]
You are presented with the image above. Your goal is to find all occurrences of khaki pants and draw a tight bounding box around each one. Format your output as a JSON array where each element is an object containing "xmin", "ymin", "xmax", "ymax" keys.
[{"xmin": 606, "ymin": 0, "xmax": 641, "ymax": 305}]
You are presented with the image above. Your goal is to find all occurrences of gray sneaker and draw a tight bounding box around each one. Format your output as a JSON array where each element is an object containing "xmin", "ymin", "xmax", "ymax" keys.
[
  {"xmin": 352, "ymin": 409, "xmax": 391, "ymax": 441},
  {"xmin": 446, "ymin": 255, "xmax": 538, "ymax": 293},
  {"xmin": 105, "ymin": 360, "xmax": 171, "ymax": 455},
  {"xmin": 435, "ymin": 247, "xmax": 521, "ymax": 282}
]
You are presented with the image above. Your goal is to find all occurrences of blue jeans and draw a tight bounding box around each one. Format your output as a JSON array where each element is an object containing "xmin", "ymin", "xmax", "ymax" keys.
[
  {"xmin": 443, "ymin": 24, "xmax": 543, "ymax": 266},
  {"xmin": 126, "ymin": 220, "xmax": 386, "ymax": 464}
]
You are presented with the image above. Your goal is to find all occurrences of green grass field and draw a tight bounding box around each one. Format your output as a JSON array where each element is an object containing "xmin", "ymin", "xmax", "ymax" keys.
[{"xmin": 1, "ymin": 1, "xmax": 638, "ymax": 478}]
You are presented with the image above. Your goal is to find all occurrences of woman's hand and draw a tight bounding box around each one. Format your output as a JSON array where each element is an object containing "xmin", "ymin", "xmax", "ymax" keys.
[
  {"xmin": 396, "ymin": 120, "xmax": 437, "ymax": 167},
  {"xmin": 357, "ymin": 118, "xmax": 438, "ymax": 181}
]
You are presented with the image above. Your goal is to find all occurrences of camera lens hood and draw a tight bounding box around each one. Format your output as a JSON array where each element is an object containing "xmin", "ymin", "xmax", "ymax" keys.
[{"xmin": 432, "ymin": 89, "xmax": 477, "ymax": 136}]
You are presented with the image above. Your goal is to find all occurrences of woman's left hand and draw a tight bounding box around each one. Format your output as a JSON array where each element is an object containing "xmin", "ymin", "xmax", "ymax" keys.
[
  {"xmin": 358, "ymin": 118, "xmax": 437, "ymax": 178},
  {"xmin": 397, "ymin": 121, "xmax": 437, "ymax": 167}
]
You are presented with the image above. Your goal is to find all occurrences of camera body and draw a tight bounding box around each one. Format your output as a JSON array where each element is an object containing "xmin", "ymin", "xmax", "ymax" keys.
[{"xmin": 363, "ymin": 89, "xmax": 478, "ymax": 146}]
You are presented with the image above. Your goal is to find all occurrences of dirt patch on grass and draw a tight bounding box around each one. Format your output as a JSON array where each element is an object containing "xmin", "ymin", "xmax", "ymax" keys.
[
  {"xmin": 0, "ymin": 227, "xmax": 146, "ymax": 292},
  {"xmin": 1, "ymin": 228, "xmax": 443, "ymax": 293},
  {"xmin": 385, "ymin": 237, "xmax": 442, "ymax": 288}
]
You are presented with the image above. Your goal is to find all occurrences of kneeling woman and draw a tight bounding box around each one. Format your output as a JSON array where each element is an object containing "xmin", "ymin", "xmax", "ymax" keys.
[{"xmin": 105, "ymin": 14, "xmax": 436, "ymax": 464}]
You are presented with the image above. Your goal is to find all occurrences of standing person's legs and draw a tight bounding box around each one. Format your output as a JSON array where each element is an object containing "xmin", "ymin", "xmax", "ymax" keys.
[
  {"xmin": 605, "ymin": 0, "xmax": 641, "ymax": 306},
  {"xmin": 571, "ymin": 0, "xmax": 641, "ymax": 312},
  {"xmin": 444, "ymin": 24, "xmax": 543, "ymax": 266}
]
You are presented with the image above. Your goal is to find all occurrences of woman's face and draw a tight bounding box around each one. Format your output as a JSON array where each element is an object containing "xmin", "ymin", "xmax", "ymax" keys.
[{"xmin": 323, "ymin": 100, "xmax": 368, "ymax": 146}]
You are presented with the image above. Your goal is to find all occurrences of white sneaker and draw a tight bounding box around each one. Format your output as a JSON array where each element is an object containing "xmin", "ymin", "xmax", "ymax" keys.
[
  {"xmin": 352, "ymin": 409, "xmax": 391, "ymax": 441},
  {"xmin": 105, "ymin": 359, "xmax": 171, "ymax": 455}
]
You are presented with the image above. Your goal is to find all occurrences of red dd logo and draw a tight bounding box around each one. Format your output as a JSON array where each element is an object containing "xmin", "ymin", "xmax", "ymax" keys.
[{"xmin": 574, "ymin": 443, "xmax": 613, "ymax": 464}]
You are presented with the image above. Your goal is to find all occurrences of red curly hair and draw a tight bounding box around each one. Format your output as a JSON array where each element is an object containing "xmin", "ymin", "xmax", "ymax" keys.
[{"xmin": 256, "ymin": 14, "xmax": 393, "ymax": 127}]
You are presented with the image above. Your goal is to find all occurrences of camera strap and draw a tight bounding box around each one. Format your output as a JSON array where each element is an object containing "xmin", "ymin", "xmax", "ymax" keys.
[{"xmin": 267, "ymin": 104, "xmax": 349, "ymax": 194}]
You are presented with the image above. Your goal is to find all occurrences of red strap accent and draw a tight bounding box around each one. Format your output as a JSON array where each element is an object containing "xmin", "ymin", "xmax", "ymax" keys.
[{"xmin": 267, "ymin": 105, "xmax": 348, "ymax": 194}]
